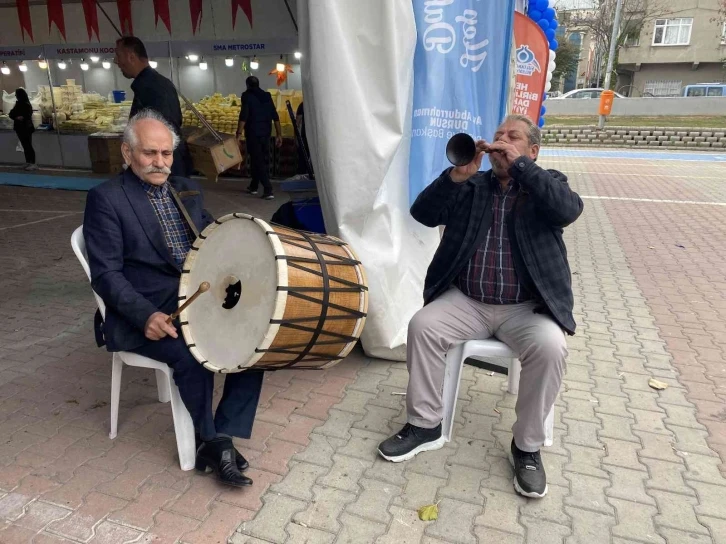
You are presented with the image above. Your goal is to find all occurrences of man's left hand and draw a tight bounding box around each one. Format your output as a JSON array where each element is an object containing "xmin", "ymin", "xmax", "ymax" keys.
[
  {"xmin": 275, "ymin": 136, "xmax": 283, "ymax": 148},
  {"xmin": 482, "ymin": 140, "xmax": 523, "ymax": 171}
]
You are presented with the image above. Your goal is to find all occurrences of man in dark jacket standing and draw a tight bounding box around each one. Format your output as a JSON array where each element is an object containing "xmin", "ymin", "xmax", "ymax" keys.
[
  {"xmin": 114, "ymin": 37, "xmax": 193, "ymax": 177},
  {"xmin": 236, "ymin": 76, "xmax": 282, "ymax": 200},
  {"xmin": 378, "ymin": 115, "xmax": 583, "ymax": 500}
]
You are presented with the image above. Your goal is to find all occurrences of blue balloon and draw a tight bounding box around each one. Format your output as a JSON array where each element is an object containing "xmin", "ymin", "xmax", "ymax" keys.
[
  {"xmin": 536, "ymin": 0, "xmax": 548, "ymax": 10},
  {"xmin": 541, "ymin": 105, "xmax": 547, "ymax": 116},
  {"xmin": 538, "ymin": 19, "xmax": 550, "ymax": 31},
  {"xmin": 550, "ymin": 18, "xmax": 559, "ymax": 31},
  {"xmin": 544, "ymin": 8, "xmax": 556, "ymax": 20},
  {"xmin": 545, "ymin": 28, "xmax": 556, "ymax": 41},
  {"xmin": 529, "ymin": 9, "xmax": 542, "ymax": 21},
  {"xmin": 539, "ymin": 117, "xmax": 546, "ymax": 128},
  {"xmin": 549, "ymin": 39, "xmax": 559, "ymax": 50}
]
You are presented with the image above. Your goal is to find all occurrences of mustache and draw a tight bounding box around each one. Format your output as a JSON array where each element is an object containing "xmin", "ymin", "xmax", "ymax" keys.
[{"xmin": 142, "ymin": 165, "xmax": 171, "ymax": 175}]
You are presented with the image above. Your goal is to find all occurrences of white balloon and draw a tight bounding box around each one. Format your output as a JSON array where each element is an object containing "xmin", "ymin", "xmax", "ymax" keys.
[
  {"xmin": 545, "ymin": 81, "xmax": 552, "ymax": 92},
  {"xmin": 548, "ymin": 0, "xmax": 556, "ymax": 7},
  {"xmin": 549, "ymin": 50, "xmax": 556, "ymax": 61},
  {"xmin": 546, "ymin": 72, "xmax": 553, "ymax": 83},
  {"xmin": 548, "ymin": 60, "xmax": 556, "ymax": 72}
]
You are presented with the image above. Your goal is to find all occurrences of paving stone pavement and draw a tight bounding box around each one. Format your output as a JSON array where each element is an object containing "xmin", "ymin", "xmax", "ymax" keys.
[{"xmin": 0, "ymin": 152, "xmax": 725, "ymax": 544}]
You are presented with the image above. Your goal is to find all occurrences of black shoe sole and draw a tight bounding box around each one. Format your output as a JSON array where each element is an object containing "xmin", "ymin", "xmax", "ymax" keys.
[{"xmin": 195, "ymin": 457, "xmax": 249, "ymax": 474}]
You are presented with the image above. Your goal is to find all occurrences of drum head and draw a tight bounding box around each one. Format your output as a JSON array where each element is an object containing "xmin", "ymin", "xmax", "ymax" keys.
[{"xmin": 179, "ymin": 214, "xmax": 286, "ymax": 372}]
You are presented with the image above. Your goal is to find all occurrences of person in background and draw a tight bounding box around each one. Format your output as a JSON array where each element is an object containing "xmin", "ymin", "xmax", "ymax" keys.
[
  {"xmin": 9, "ymin": 88, "xmax": 37, "ymax": 171},
  {"xmin": 236, "ymin": 76, "xmax": 282, "ymax": 200},
  {"xmin": 114, "ymin": 36, "xmax": 193, "ymax": 178},
  {"xmin": 295, "ymin": 101, "xmax": 309, "ymax": 175}
]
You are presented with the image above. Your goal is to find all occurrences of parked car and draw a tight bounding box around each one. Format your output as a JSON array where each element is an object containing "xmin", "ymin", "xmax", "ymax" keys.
[
  {"xmin": 550, "ymin": 88, "xmax": 625, "ymax": 100},
  {"xmin": 683, "ymin": 84, "xmax": 726, "ymax": 97}
]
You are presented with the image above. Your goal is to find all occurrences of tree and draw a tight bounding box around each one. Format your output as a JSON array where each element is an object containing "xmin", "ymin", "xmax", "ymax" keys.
[
  {"xmin": 551, "ymin": 38, "xmax": 581, "ymax": 89},
  {"xmin": 554, "ymin": 0, "xmax": 672, "ymax": 88}
]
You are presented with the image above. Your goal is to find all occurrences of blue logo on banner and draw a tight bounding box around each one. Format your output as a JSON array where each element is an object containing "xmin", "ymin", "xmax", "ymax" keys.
[{"xmin": 409, "ymin": 0, "xmax": 515, "ymax": 204}]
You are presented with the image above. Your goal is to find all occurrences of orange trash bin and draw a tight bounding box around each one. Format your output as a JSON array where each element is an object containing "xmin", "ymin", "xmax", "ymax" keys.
[{"xmin": 599, "ymin": 90, "xmax": 615, "ymax": 116}]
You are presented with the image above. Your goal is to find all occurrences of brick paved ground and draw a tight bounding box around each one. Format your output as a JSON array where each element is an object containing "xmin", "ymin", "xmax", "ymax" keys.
[{"xmin": 1, "ymin": 150, "xmax": 725, "ymax": 543}]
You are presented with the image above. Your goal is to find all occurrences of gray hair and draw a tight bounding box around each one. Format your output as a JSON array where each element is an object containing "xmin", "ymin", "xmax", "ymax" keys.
[
  {"xmin": 502, "ymin": 114, "xmax": 541, "ymax": 147},
  {"xmin": 123, "ymin": 109, "xmax": 180, "ymax": 150}
]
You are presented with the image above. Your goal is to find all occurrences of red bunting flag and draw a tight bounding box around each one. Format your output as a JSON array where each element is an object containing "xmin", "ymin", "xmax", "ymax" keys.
[
  {"xmin": 153, "ymin": 0, "xmax": 172, "ymax": 34},
  {"xmin": 117, "ymin": 0, "xmax": 134, "ymax": 35},
  {"xmin": 232, "ymin": 0, "xmax": 253, "ymax": 29},
  {"xmin": 81, "ymin": 0, "xmax": 100, "ymax": 41},
  {"xmin": 46, "ymin": 0, "xmax": 66, "ymax": 41},
  {"xmin": 16, "ymin": 0, "xmax": 34, "ymax": 42},
  {"xmin": 189, "ymin": 0, "xmax": 203, "ymax": 35}
]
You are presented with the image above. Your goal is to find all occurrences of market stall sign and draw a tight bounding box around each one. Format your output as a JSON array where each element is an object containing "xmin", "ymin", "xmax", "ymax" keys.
[
  {"xmin": 44, "ymin": 42, "xmax": 169, "ymax": 59},
  {"xmin": 170, "ymin": 38, "xmax": 298, "ymax": 57},
  {"xmin": 0, "ymin": 46, "xmax": 44, "ymax": 61}
]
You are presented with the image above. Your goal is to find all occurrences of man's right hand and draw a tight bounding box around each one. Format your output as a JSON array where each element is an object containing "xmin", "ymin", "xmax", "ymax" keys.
[
  {"xmin": 144, "ymin": 312, "xmax": 178, "ymax": 341},
  {"xmin": 449, "ymin": 140, "xmax": 488, "ymax": 183}
]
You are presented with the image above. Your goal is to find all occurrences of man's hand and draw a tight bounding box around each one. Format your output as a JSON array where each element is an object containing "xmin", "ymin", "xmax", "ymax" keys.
[
  {"xmin": 144, "ymin": 312, "xmax": 178, "ymax": 341},
  {"xmin": 275, "ymin": 136, "xmax": 283, "ymax": 148},
  {"xmin": 449, "ymin": 140, "xmax": 488, "ymax": 183},
  {"xmin": 482, "ymin": 140, "xmax": 523, "ymax": 172}
]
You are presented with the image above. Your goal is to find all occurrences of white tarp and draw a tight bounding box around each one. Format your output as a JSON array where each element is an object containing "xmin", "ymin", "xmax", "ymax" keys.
[{"xmin": 298, "ymin": 0, "xmax": 441, "ymax": 361}]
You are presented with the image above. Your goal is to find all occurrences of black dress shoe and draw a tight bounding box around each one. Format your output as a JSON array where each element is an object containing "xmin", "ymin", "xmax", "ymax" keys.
[
  {"xmin": 195, "ymin": 435, "xmax": 249, "ymax": 472},
  {"xmin": 196, "ymin": 437, "xmax": 253, "ymax": 487}
]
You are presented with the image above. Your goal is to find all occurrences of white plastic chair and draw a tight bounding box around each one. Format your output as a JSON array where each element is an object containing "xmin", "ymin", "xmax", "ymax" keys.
[
  {"xmin": 71, "ymin": 226, "xmax": 196, "ymax": 471},
  {"xmin": 441, "ymin": 338, "xmax": 554, "ymax": 447}
]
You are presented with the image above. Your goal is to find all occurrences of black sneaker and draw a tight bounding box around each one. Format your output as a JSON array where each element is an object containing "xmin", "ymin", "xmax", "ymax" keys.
[
  {"xmin": 262, "ymin": 194, "xmax": 275, "ymax": 200},
  {"xmin": 510, "ymin": 439, "xmax": 548, "ymax": 498},
  {"xmin": 377, "ymin": 423, "xmax": 445, "ymax": 463},
  {"xmin": 246, "ymin": 187, "xmax": 258, "ymax": 195}
]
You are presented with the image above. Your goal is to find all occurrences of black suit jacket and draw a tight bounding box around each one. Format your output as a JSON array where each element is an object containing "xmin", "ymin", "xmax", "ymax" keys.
[
  {"xmin": 411, "ymin": 156, "xmax": 584, "ymax": 334},
  {"xmin": 83, "ymin": 169, "xmax": 213, "ymax": 352}
]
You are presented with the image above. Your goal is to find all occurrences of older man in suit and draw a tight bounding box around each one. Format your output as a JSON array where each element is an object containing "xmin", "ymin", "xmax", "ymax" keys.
[{"xmin": 83, "ymin": 109, "xmax": 261, "ymax": 487}]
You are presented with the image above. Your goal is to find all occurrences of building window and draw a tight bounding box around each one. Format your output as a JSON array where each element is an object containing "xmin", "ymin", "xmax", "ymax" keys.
[
  {"xmin": 623, "ymin": 22, "xmax": 641, "ymax": 46},
  {"xmin": 644, "ymin": 80, "xmax": 683, "ymax": 97},
  {"xmin": 652, "ymin": 18, "xmax": 693, "ymax": 46}
]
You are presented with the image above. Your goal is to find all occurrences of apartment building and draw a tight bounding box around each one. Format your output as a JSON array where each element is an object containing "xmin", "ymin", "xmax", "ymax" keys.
[
  {"xmin": 617, "ymin": 0, "xmax": 726, "ymax": 96},
  {"xmin": 551, "ymin": 8, "xmax": 602, "ymax": 93}
]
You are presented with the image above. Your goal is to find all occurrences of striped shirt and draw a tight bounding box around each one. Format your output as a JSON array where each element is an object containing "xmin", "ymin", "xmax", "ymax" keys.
[
  {"xmin": 140, "ymin": 181, "xmax": 193, "ymax": 267},
  {"xmin": 456, "ymin": 180, "xmax": 530, "ymax": 305}
]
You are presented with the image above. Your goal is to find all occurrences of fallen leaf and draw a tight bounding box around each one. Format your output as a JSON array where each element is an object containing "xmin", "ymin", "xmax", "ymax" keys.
[
  {"xmin": 418, "ymin": 504, "xmax": 438, "ymax": 521},
  {"xmin": 648, "ymin": 378, "xmax": 668, "ymax": 391},
  {"xmin": 675, "ymin": 244, "xmax": 685, "ymax": 249},
  {"xmin": 494, "ymin": 408, "xmax": 501, "ymax": 414}
]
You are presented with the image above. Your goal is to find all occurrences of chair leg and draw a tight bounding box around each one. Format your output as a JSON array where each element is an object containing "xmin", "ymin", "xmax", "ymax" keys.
[
  {"xmin": 507, "ymin": 358, "xmax": 521, "ymax": 395},
  {"xmin": 167, "ymin": 375, "xmax": 197, "ymax": 471},
  {"xmin": 109, "ymin": 354, "xmax": 123, "ymax": 439},
  {"xmin": 544, "ymin": 404, "xmax": 555, "ymax": 447},
  {"xmin": 441, "ymin": 344, "xmax": 465, "ymax": 443},
  {"xmin": 155, "ymin": 369, "xmax": 171, "ymax": 403}
]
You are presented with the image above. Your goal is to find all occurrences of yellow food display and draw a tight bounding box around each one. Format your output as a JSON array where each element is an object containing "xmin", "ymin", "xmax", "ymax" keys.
[{"xmin": 183, "ymin": 93, "xmax": 240, "ymax": 135}]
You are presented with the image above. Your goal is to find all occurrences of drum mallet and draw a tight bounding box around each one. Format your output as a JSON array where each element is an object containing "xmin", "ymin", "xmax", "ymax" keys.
[{"xmin": 167, "ymin": 281, "xmax": 210, "ymax": 323}]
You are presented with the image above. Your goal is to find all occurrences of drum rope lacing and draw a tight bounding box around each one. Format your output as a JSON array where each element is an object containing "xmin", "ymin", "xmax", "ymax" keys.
[{"xmin": 254, "ymin": 229, "xmax": 368, "ymax": 368}]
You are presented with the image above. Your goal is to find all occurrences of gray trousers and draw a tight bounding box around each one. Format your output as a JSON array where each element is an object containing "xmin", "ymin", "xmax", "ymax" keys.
[{"xmin": 406, "ymin": 287, "xmax": 567, "ymax": 452}]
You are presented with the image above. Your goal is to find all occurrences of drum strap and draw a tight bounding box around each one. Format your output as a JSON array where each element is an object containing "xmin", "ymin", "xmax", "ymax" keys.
[{"xmin": 169, "ymin": 186, "xmax": 200, "ymax": 239}]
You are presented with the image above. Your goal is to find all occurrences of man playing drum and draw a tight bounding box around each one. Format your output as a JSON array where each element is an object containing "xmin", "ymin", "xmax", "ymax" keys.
[
  {"xmin": 377, "ymin": 115, "xmax": 583, "ymax": 499},
  {"xmin": 83, "ymin": 109, "xmax": 261, "ymax": 487}
]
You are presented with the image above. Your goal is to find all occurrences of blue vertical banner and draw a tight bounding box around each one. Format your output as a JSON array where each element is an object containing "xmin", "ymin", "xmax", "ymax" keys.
[{"xmin": 409, "ymin": 0, "xmax": 515, "ymax": 204}]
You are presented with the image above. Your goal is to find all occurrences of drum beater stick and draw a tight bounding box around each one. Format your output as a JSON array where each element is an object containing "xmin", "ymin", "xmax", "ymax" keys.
[{"xmin": 168, "ymin": 282, "xmax": 210, "ymax": 323}]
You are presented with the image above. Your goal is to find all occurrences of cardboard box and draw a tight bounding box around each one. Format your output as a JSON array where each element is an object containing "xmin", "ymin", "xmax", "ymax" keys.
[{"xmin": 186, "ymin": 129, "xmax": 242, "ymax": 182}]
